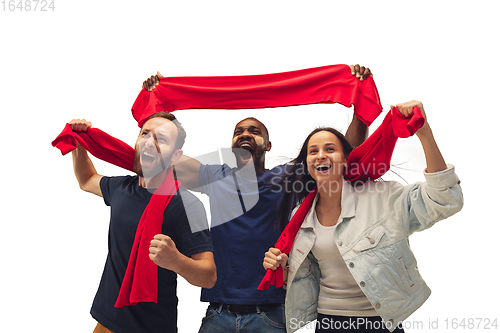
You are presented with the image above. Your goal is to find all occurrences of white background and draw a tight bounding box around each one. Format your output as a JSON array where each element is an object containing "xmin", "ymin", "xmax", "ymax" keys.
[{"xmin": 1, "ymin": 1, "xmax": 499, "ymax": 332}]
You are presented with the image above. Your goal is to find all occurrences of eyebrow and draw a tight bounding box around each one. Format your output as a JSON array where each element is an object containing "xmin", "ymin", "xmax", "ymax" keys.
[
  {"xmin": 308, "ymin": 142, "xmax": 337, "ymax": 149},
  {"xmin": 234, "ymin": 125, "xmax": 262, "ymax": 133},
  {"xmin": 140, "ymin": 128, "xmax": 166, "ymax": 150},
  {"xmin": 154, "ymin": 131, "xmax": 168, "ymax": 140}
]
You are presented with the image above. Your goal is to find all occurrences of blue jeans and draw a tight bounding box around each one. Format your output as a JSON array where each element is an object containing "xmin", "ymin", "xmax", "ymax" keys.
[{"xmin": 198, "ymin": 303, "xmax": 286, "ymax": 333}]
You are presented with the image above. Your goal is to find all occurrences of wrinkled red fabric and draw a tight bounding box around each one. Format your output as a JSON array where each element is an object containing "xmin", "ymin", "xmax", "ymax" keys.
[
  {"xmin": 52, "ymin": 124, "xmax": 135, "ymax": 171},
  {"xmin": 258, "ymin": 106, "xmax": 425, "ymax": 290},
  {"xmin": 132, "ymin": 64, "xmax": 382, "ymax": 127},
  {"xmin": 345, "ymin": 106, "xmax": 424, "ymax": 183},
  {"xmin": 258, "ymin": 187, "xmax": 319, "ymax": 290},
  {"xmin": 115, "ymin": 170, "xmax": 180, "ymax": 308}
]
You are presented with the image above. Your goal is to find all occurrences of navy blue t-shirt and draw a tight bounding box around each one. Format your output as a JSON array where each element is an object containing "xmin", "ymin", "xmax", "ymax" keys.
[
  {"xmin": 198, "ymin": 164, "xmax": 287, "ymax": 305},
  {"xmin": 91, "ymin": 175, "xmax": 212, "ymax": 333}
]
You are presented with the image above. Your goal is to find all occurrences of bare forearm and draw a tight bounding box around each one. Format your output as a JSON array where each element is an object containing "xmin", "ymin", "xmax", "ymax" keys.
[
  {"xmin": 416, "ymin": 124, "xmax": 447, "ymax": 173},
  {"xmin": 172, "ymin": 155, "xmax": 202, "ymax": 190},
  {"xmin": 345, "ymin": 114, "xmax": 368, "ymax": 148},
  {"xmin": 71, "ymin": 143, "xmax": 103, "ymax": 196},
  {"xmin": 173, "ymin": 254, "xmax": 216, "ymax": 288},
  {"xmin": 72, "ymin": 144, "xmax": 96, "ymax": 186}
]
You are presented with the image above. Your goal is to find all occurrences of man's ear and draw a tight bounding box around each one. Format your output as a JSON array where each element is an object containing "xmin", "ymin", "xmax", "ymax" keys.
[
  {"xmin": 266, "ymin": 141, "xmax": 272, "ymax": 152},
  {"xmin": 171, "ymin": 149, "xmax": 183, "ymax": 164}
]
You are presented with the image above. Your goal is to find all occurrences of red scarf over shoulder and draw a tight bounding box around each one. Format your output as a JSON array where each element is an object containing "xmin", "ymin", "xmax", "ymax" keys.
[{"xmin": 52, "ymin": 64, "xmax": 387, "ymax": 307}]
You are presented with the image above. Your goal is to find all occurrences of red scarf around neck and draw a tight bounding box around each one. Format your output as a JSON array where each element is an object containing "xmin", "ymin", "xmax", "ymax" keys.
[
  {"xmin": 257, "ymin": 106, "xmax": 425, "ymax": 290},
  {"xmin": 52, "ymin": 64, "xmax": 384, "ymax": 307},
  {"xmin": 115, "ymin": 169, "xmax": 180, "ymax": 308}
]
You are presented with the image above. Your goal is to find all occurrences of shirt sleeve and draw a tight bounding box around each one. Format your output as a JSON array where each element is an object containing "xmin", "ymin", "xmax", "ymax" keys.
[
  {"xmin": 388, "ymin": 164, "xmax": 464, "ymax": 235},
  {"xmin": 198, "ymin": 163, "xmax": 232, "ymax": 195},
  {"xmin": 100, "ymin": 176, "xmax": 127, "ymax": 207}
]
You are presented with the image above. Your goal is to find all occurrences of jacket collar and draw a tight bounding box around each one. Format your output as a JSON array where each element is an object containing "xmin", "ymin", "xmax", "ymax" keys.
[{"xmin": 301, "ymin": 178, "xmax": 357, "ymax": 229}]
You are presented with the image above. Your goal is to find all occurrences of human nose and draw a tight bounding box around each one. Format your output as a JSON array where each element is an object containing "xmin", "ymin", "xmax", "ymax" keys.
[
  {"xmin": 236, "ymin": 129, "xmax": 253, "ymax": 142},
  {"xmin": 240, "ymin": 129, "xmax": 252, "ymax": 138},
  {"xmin": 316, "ymin": 149, "xmax": 326, "ymax": 160},
  {"xmin": 143, "ymin": 133, "xmax": 156, "ymax": 149}
]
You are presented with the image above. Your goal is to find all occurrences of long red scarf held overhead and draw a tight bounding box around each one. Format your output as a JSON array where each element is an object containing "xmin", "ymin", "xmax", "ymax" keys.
[
  {"xmin": 257, "ymin": 106, "xmax": 425, "ymax": 290},
  {"xmin": 132, "ymin": 64, "xmax": 382, "ymax": 127},
  {"xmin": 52, "ymin": 64, "xmax": 384, "ymax": 307}
]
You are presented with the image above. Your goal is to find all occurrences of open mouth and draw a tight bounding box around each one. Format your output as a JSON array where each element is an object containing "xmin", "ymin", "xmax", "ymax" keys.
[
  {"xmin": 141, "ymin": 151, "xmax": 156, "ymax": 165},
  {"xmin": 238, "ymin": 142, "xmax": 254, "ymax": 152},
  {"xmin": 315, "ymin": 164, "xmax": 331, "ymax": 172},
  {"xmin": 238, "ymin": 141, "xmax": 254, "ymax": 157},
  {"xmin": 233, "ymin": 142, "xmax": 254, "ymax": 164},
  {"xmin": 238, "ymin": 148, "xmax": 253, "ymax": 162}
]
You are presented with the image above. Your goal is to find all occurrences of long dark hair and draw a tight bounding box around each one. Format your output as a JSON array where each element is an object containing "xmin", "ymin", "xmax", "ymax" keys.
[{"xmin": 275, "ymin": 127, "xmax": 353, "ymax": 230}]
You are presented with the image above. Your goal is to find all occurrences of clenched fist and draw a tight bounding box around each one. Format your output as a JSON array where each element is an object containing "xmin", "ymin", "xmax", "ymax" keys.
[
  {"xmin": 69, "ymin": 119, "xmax": 92, "ymax": 131},
  {"xmin": 391, "ymin": 100, "xmax": 429, "ymax": 135},
  {"xmin": 263, "ymin": 247, "xmax": 288, "ymax": 271},
  {"xmin": 149, "ymin": 234, "xmax": 181, "ymax": 271},
  {"xmin": 142, "ymin": 71, "xmax": 164, "ymax": 92}
]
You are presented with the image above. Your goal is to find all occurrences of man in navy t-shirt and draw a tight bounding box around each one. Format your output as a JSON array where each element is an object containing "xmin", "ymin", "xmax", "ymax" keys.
[
  {"xmin": 69, "ymin": 112, "xmax": 216, "ymax": 333},
  {"xmin": 141, "ymin": 65, "xmax": 372, "ymax": 333}
]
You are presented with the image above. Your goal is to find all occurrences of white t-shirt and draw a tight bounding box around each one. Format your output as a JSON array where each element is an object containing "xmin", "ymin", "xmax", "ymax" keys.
[{"xmin": 311, "ymin": 210, "xmax": 377, "ymax": 316}]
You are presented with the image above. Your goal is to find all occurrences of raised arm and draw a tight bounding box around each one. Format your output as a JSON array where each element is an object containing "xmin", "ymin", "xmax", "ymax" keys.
[
  {"xmin": 389, "ymin": 101, "xmax": 462, "ymax": 235},
  {"xmin": 172, "ymin": 155, "xmax": 202, "ymax": 191},
  {"xmin": 345, "ymin": 114, "xmax": 369, "ymax": 148},
  {"xmin": 70, "ymin": 119, "xmax": 103, "ymax": 197},
  {"xmin": 392, "ymin": 100, "xmax": 447, "ymax": 173},
  {"xmin": 345, "ymin": 64, "xmax": 373, "ymax": 147}
]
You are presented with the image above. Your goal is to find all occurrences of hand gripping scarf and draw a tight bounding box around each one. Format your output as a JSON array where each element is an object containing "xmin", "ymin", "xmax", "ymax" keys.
[
  {"xmin": 257, "ymin": 106, "xmax": 425, "ymax": 290},
  {"xmin": 52, "ymin": 64, "xmax": 384, "ymax": 307}
]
